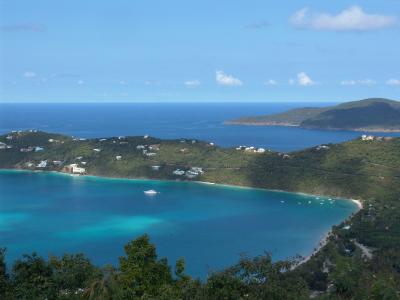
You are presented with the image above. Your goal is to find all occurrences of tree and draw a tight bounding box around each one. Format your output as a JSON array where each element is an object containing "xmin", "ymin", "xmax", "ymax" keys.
[
  {"xmin": 11, "ymin": 252, "xmax": 56, "ymax": 299},
  {"xmin": 49, "ymin": 253, "xmax": 100, "ymax": 293},
  {"xmin": 0, "ymin": 248, "xmax": 9, "ymax": 297},
  {"xmin": 117, "ymin": 234, "xmax": 174, "ymax": 298}
]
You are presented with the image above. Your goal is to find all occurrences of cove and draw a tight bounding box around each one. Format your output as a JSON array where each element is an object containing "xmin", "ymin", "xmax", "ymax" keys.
[{"xmin": 0, "ymin": 169, "xmax": 358, "ymax": 278}]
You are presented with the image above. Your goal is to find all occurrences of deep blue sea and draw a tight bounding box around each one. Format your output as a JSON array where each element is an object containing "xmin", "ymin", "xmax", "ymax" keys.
[
  {"xmin": 0, "ymin": 170, "xmax": 358, "ymax": 278},
  {"xmin": 2, "ymin": 103, "xmax": 399, "ymax": 151}
]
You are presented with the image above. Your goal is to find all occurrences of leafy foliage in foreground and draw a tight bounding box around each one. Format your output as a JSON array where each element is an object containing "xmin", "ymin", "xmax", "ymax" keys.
[{"xmin": 0, "ymin": 236, "xmax": 309, "ymax": 300}]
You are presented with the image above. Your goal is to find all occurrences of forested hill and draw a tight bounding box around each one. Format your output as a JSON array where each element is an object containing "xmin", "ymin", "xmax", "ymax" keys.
[
  {"xmin": 226, "ymin": 98, "xmax": 400, "ymax": 132},
  {"xmin": 1, "ymin": 130, "xmax": 400, "ymax": 298}
]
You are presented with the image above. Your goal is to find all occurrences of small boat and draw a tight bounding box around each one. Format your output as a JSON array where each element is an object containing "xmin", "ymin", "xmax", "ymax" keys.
[{"xmin": 144, "ymin": 189, "xmax": 158, "ymax": 195}]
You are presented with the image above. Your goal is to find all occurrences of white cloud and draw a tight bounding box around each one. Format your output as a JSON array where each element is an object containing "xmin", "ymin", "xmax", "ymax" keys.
[
  {"xmin": 23, "ymin": 71, "xmax": 36, "ymax": 78},
  {"xmin": 341, "ymin": 79, "xmax": 376, "ymax": 86},
  {"xmin": 216, "ymin": 70, "xmax": 242, "ymax": 86},
  {"xmin": 77, "ymin": 80, "xmax": 84, "ymax": 85},
  {"xmin": 265, "ymin": 79, "xmax": 278, "ymax": 86},
  {"xmin": 386, "ymin": 79, "xmax": 400, "ymax": 86},
  {"xmin": 184, "ymin": 80, "xmax": 201, "ymax": 87},
  {"xmin": 290, "ymin": 6, "xmax": 397, "ymax": 31},
  {"xmin": 119, "ymin": 80, "xmax": 126, "ymax": 85},
  {"xmin": 297, "ymin": 72, "xmax": 315, "ymax": 86}
]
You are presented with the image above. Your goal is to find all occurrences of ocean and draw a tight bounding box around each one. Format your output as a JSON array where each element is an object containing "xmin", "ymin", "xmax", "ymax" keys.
[
  {"xmin": 2, "ymin": 103, "xmax": 399, "ymax": 151},
  {"xmin": 0, "ymin": 170, "xmax": 358, "ymax": 278}
]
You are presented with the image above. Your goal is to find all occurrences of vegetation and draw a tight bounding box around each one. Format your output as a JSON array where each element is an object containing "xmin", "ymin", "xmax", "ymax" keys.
[
  {"xmin": 226, "ymin": 98, "xmax": 400, "ymax": 132},
  {"xmin": 1, "ymin": 130, "xmax": 400, "ymax": 298}
]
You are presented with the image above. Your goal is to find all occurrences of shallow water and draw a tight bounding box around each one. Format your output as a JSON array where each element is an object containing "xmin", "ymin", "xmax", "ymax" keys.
[{"xmin": 0, "ymin": 170, "xmax": 358, "ymax": 278}]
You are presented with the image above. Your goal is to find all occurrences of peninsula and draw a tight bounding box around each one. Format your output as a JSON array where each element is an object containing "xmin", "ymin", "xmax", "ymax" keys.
[
  {"xmin": 1, "ymin": 130, "xmax": 400, "ymax": 297},
  {"xmin": 226, "ymin": 98, "xmax": 400, "ymax": 132}
]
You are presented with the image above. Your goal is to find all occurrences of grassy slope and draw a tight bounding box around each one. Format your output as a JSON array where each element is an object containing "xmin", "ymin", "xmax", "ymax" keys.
[{"xmin": 1, "ymin": 130, "xmax": 400, "ymax": 295}]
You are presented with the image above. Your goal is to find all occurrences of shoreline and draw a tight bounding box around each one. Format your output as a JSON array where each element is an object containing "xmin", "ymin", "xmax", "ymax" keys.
[{"xmin": 0, "ymin": 168, "xmax": 362, "ymax": 209}]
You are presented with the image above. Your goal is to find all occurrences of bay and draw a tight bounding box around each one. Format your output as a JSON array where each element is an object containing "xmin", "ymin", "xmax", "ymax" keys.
[{"xmin": 0, "ymin": 169, "xmax": 358, "ymax": 278}]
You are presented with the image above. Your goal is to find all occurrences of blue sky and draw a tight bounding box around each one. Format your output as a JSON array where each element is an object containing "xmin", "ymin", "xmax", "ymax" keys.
[{"xmin": 0, "ymin": 0, "xmax": 399, "ymax": 102}]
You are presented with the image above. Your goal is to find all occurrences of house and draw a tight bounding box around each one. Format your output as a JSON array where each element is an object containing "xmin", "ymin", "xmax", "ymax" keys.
[
  {"xmin": 316, "ymin": 145, "xmax": 330, "ymax": 150},
  {"xmin": 81, "ymin": 162, "xmax": 87, "ymax": 165},
  {"xmin": 136, "ymin": 145, "xmax": 145, "ymax": 150},
  {"xmin": 173, "ymin": 169, "xmax": 185, "ymax": 176},
  {"xmin": 185, "ymin": 170, "xmax": 199, "ymax": 178},
  {"xmin": 66, "ymin": 163, "xmax": 86, "ymax": 174},
  {"xmin": 119, "ymin": 141, "xmax": 128, "ymax": 145},
  {"xmin": 116, "ymin": 155, "xmax": 122, "ymax": 160},
  {"xmin": 257, "ymin": 148, "xmax": 266, "ymax": 153},
  {"xmin": 209, "ymin": 142, "xmax": 215, "ymax": 146},
  {"xmin": 93, "ymin": 148, "xmax": 101, "ymax": 152},
  {"xmin": 149, "ymin": 145, "xmax": 160, "ymax": 151},
  {"xmin": 145, "ymin": 152, "xmax": 157, "ymax": 157},
  {"xmin": 180, "ymin": 148, "xmax": 188, "ymax": 153},
  {"xmin": 35, "ymin": 146, "xmax": 44, "ymax": 152},
  {"xmin": 144, "ymin": 135, "xmax": 149, "ymax": 139},
  {"xmin": 20, "ymin": 147, "xmax": 34, "ymax": 152},
  {"xmin": 151, "ymin": 165, "xmax": 161, "ymax": 171},
  {"xmin": 99, "ymin": 138, "xmax": 107, "ymax": 142},
  {"xmin": 0, "ymin": 142, "xmax": 6, "ymax": 149},
  {"xmin": 36, "ymin": 160, "xmax": 47, "ymax": 168},
  {"xmin": 191, "ymin": 167, "xmax": 204, "ymax": 174},
  {"xmin": 118, "ymin": 136, "xmax": 125, "ymax": 140},
  {"xmin": 6, "ymin": 135, "xmax": 13, "ymax": 140},
  {"xmin": 361, "ymin": 135, "xmax": 374, "ymax": 141},
  {"xmin": 76, "ymin": 156, "xmax": 83, "ymax": 160},
  {"xmin": 25, "ymin": 162, "xmax": 35, "ymax": 167},
  {"xmin": 53, "ymin": 160, "xmax": 63, "ymax": 166}
]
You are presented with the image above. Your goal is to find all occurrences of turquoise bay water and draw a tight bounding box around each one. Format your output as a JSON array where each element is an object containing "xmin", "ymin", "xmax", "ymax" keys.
[{"xmin": 0, "ymin": 170, "xmax": 358, "ymax": 278}]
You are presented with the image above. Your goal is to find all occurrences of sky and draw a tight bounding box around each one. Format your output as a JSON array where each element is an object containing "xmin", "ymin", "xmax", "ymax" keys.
[{"xmin": 0, "ymin": 0, "xmax": 399, "ymax": 103}]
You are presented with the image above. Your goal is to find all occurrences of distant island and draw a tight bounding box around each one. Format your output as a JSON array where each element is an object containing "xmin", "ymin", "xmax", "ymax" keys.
[{"xmin": 226, "ymin": 98, "xmax": 400, "ymax": 132}]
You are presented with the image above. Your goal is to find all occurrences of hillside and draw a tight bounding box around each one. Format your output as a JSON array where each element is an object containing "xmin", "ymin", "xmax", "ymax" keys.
[
  {"xmin": 1, "ymin": 130, "xmax": 400, "ymax": 298},
  {"xmin": 226, "ymin": 98, "xmax": 400, "ymax": 132}
]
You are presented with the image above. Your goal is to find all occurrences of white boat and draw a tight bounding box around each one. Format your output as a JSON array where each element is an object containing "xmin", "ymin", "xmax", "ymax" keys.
[{"xmin": 144, "ymin": 189, "xmax": 158, "ymax": 195}]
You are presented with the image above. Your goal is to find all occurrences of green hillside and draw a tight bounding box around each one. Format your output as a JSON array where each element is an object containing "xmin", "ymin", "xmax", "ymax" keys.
[
  {"xmin": 227, "ymin": 98, "xmax": 400, "ymax": 131},
  {"xmin": 1, "ymin": 130, "xmax": 400, "ymax": 298}
]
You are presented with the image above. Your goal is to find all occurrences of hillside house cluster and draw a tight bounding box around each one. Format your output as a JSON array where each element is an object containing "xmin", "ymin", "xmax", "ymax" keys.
[
  {"xmin": 173, "ymin": 167, "xmax": 204, "ymax": 178},
  {"xmin": 0, "ymin": 142, "xmax": 13, "ymax": 149},
  {"xmin": 136, "ymin": 144, "xmax": 160, "ymax": 157},
  {"xmin": 361, "ymin": 135, "xmax": 394, "ymax": 141},
  {"xmin": 236, "ymin": 145, "xmax": 267, "ymax": 153}
]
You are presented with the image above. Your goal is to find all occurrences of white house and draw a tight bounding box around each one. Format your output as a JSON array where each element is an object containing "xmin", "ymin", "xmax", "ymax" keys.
[
  {"xmin": 116, "ymin": 155, "xmax": 122, "ymax": 160},
  {"xmin": 93, "ymin": 148, "xmax": 101, "ymax": 152},
  {"xmin": 257, "ymin": 148, "xmax": 266, "ymax": 153},
  {"xmin": 36, "ymin": 160, "xmax": 47, "ymax": 168},
  {"xmin": 361, "ymin": 135, "xmax": 375, "ymax": 141},
  {"xmin": 67, "ymin": 164, "xmax": 86, "ymax": 174},
  {"xmin": 173, "ymin": 169, "xmax": 185, "ymax": 176},
  {"xmin": 151, "ymin": 165, "xmax": 161, "ymax": 171},
  {"xmin": 35, "ymin": 146, "xmax": 44, "ymax": 152}
]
